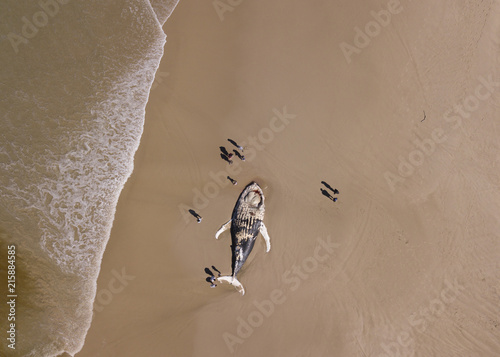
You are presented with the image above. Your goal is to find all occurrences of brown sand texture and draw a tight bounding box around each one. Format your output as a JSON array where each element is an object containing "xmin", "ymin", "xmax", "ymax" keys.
[{"xmin": 78, "ymin": 0, "xmax": 500, "ymax": 356}]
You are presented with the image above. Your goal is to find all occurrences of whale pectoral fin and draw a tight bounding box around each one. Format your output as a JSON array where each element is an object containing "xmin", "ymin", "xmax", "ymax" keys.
[
  {"xmin": 215, "ymin": 219, "xmax": 232, "ymax": 239},
  {"xmin": 259, "ymin": 223, "xmax": 271, "ymax": 252}
]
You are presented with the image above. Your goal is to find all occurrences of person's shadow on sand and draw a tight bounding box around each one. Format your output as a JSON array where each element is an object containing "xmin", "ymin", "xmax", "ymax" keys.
[
  {"xmin": 204, "ymin": 267, "xmax": 217, "ymax": 287},
  {"xmin": 219, "ymin": 146, "xmax": 229, "ymax": 156},
  {"xmin": 320, "ymin": 188, "xmax": 334, "ymax": 201},
  {"xmin": 321, "ymin": 181, "xmax": 339, "ymax": 194},
  {"xmin": 233, "ymin": 150, "xmax": 245, "ymax": 161},
  {"xmin": 211, "ymin": 266, "xmax": 221, "ymax": 276},
  {"xmin": 220, "ymin": 153, "xmax": 232, "ymax": 164},
  {"xmin": 228, "ymin": 139, "xmax": 243, "ymax": 150},
  {"xmin": 189, "ymin": 209, "xmax": 202, "ymax": 222},
  {"xmin": 321, "ymin": 181, "xmax": 333, "ymax": 191}
]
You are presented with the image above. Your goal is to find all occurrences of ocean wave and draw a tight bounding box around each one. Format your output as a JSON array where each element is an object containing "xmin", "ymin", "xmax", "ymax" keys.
[{"xmin": 0, "ymin": 0, "xmax": 179, "ymax": 355}]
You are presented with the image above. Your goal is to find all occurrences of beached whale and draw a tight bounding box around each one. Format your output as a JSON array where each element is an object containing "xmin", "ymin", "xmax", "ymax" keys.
[{"xmin": 215, "ymin": 181, "xmax": 271, "ymax": 295}]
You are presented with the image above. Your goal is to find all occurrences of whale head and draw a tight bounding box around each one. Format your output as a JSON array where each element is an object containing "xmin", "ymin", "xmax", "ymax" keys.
[{"xmin": 242, "ymin": 182, "xmax": 264, "ymax": 208}]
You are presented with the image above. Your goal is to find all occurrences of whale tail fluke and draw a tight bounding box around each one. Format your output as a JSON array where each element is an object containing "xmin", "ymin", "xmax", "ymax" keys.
[{"xmin": 217, "ymin": 276, "xmax": 245, "ymax": 295}]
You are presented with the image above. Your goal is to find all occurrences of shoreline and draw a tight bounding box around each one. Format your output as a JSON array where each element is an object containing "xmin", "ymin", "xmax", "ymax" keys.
[{"xmin": 77, "ymin": 0, "xmax": 500, "ymax": 356}]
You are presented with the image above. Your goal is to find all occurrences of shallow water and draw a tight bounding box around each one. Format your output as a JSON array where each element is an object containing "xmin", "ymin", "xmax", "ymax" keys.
[{"xmin": 0, "ymin": 0, "xmax": 177, "ymax": 355}]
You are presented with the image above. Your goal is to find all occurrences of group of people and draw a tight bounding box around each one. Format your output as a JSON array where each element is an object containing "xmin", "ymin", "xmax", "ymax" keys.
[
  {"xmin": 222, "ymin": 139, "xmax": 245, "ymax": 186},
  {"xmin": 320, "ymin": 181, "xmax": 340, "ymax": 202},
  {"xmin": 204, "ymin": 266, "xmax": 221, "ymax": 288},
  {"xmin": 220, "ymin": 138, "xmax": 245, "ymax": 166},
  {"xmin": 190, "ymin": 139, "xmax": 245, "ymax": 224}
]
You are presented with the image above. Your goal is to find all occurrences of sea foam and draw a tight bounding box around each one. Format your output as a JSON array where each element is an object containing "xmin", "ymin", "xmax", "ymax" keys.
[{"xmin": 0, "ymin": 0, "xmax": 179, "ymax": 355}]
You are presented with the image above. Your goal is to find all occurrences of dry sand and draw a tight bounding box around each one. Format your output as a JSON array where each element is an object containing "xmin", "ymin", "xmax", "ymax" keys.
[{"xmin": 77, "ymin": 0, "xmax": 500, "ymax": 356}]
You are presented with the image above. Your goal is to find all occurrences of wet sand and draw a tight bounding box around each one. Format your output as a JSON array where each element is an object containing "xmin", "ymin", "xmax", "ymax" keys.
[{"xmin": 78, "ymin": 0, "xmax": 500, "ymax": 356}]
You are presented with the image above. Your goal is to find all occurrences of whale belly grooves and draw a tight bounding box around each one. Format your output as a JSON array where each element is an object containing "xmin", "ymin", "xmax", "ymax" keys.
[
  {"xmin": 230, "ymin": 198, "xmax": 263, "ymax": 275},
  {"xmin": 232, "ymin": 207, "xmax": 263, "ymax": 242}
]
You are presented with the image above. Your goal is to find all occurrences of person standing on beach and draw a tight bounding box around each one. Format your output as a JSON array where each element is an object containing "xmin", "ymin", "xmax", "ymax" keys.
[
  {"xmin": 220, "ymin": 153, "xmax": 232, "ymax": 164},
  {"xmin": 226, "ymin": 152, "xmax": 234, "ymax": 164},
  {"xmin": 233, "ymin": 150, "xmax": 245, "ymax": 161},
  {"xmin": 228, "ymin": 138, "xmax": 244, "ymax": 151},
  {"xmin": 320, "ymin": 188, "xmax": 334, "ymax": 200},
  {"xmin": 189, "ymin": 209, "xmax": 203, "ymax": 223}
]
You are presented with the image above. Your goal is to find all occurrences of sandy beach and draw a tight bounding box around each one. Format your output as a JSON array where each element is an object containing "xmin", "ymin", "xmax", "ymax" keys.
[{"xmin": 76, "ymin": 0, "xmax": 500, "ymax": 356}]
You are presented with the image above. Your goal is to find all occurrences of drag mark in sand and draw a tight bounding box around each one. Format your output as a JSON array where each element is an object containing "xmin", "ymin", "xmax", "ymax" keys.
[
  {"xmin": 384, "ymin": 74, "xmax": 500, "ymax": 193},
  {"xmin": 222, "ymin": 236, "xmax": 340, "ymax": 353},
  {"xmin": 178, "ymin": 106, "xmax": 297, "ymax": 224},
  {"xmin": 377, "ymin": 277, "xmax": 465, "ymax": 357}
]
